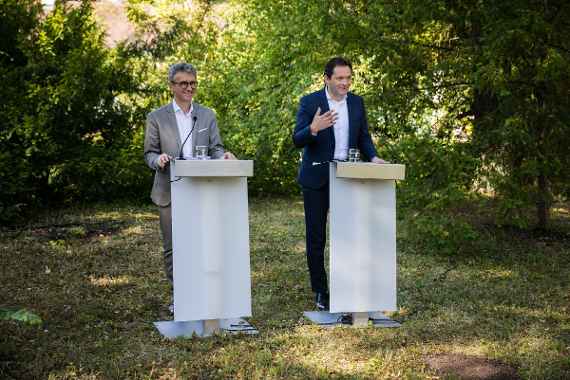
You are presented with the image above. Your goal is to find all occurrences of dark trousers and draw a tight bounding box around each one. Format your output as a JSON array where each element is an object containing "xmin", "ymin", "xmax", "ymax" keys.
[{"xmin": 302, "ymin": 185, "xmax": 330, "ymax": 294}]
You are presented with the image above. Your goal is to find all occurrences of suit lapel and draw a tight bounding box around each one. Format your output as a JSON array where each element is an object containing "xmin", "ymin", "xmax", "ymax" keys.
[
  {"xmin": 347, "ymin": 93, "xmax": 357, "ymax": 148},
  {"xmin": 166, "ymin": 103, "xmax": 182, "ymax": 150},
  {"xmin": 318, "ymin": 88, "xmax": 330, "ymax": 114}
]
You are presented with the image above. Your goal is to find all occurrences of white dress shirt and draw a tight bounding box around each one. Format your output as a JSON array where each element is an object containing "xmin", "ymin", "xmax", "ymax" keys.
[
  {"xmin": 325, "ymin": 87, "xmax": 349, "ymax": 161},
  {"xmin": 173, "ymin": 100, "xmax": 194, "ymax": 159}
]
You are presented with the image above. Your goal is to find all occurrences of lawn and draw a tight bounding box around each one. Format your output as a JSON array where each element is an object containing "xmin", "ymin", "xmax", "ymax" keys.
[{"xmin": 1, "ymin": 197, "xmax": 569, "ymax": 379}]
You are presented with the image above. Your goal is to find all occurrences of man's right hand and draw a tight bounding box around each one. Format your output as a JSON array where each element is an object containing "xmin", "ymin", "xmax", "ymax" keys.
[
  {"xmin": 310, "ymin": 107, "xmax": 338, "ymax": 135},
  {"xmin": 157, "ymin": 153, "xmax": 171, "ymax": 169}
]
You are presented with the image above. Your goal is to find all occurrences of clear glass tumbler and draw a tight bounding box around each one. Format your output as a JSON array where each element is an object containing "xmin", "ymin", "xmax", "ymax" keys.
[
  {"xmin": 348, "ymin": 148, "xmax": 360, "ymax": 162},
  {"xmin": 195, "ymin": 145, "xmax": 208, "ymax": 160}
]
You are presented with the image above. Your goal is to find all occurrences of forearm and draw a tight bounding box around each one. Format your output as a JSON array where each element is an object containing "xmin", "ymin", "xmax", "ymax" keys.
[
  {"xmin": 293, "ymin": 125, "xmax": 317, "ymax": 148},
  {"xmin": 143, "ymin": 116, "xmax": 163, "ymax": 170},
  {"xmin": 293, "ymin": 99, "xmax": 317, "ymax": 148},
  {"xmin": 144, "ymin": 151, "xmax": 161, "ymax": 170}
]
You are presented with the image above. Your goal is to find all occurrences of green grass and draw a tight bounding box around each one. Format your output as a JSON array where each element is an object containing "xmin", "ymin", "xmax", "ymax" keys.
[{"xmin": 1, "ymin": 197, "xmax": 569, "ymax": 379}]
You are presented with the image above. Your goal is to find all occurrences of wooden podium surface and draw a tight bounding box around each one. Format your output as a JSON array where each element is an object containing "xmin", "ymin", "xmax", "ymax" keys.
[
  {"xmin": 172, "ymin": 159, "xmax": 253, "ymax": 177},
  {"xmin": 335, "ymin": 162, "xmax": 405, "ymax": 180}
]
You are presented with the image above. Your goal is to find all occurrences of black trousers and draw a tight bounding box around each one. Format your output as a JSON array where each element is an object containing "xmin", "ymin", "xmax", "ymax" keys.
[{"xmin": 302, "ymin": 185, "xmax": 330, "ymax": 294}]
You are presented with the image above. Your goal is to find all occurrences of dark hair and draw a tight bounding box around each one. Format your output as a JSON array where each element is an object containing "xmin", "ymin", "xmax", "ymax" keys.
[
  {"xmin": 168, "ymin": 62, "xmax": 197, "ymax": 82},
  {"xmin": 324, "ymin": 57, "xmax": 352, "ymax": 78}
]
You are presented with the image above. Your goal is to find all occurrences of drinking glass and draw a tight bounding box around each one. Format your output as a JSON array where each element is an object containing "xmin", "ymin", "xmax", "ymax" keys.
[
  {"xmin": 348, "ymin": 148, "xmax": 360, "ymax": 162},
  {"xmin": 195, "ymin": 145, "xmax": 208, "ymax": 160}
]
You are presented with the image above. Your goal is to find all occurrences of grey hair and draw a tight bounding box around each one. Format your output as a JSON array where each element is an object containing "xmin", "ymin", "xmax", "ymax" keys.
[{"xmin": 168, "ymin": 62, "xmax": 197, "ymax": 82}]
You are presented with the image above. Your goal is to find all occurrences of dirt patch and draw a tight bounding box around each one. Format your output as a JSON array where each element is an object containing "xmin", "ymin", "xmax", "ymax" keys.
[{"xmin": 425, "ymin": 353, "xmax": 520, "ymax": 380}]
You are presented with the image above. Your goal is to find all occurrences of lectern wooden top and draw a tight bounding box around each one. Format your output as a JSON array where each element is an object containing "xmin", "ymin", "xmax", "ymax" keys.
[
  {"xmin": 335, "ymin": 162, "xmax": 405, "ymax": 180},
  {"xmin": 173, "ymin": 159, "xmax": 253, "ymax": 177}
]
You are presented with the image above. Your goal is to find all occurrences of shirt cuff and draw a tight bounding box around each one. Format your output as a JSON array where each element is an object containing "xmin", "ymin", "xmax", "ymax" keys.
[{"xmin": 154, "ymin": 156, "xmax": 162, "ymax": 170}]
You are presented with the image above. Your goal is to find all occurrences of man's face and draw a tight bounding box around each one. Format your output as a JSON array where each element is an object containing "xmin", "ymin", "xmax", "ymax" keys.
[
  {"xmin": 169, "ymin": 71, "xmax": 197, "ymax": 104},
  {"xmin": 325, "ymin": 65, "xmax": 352, "ymax": 99}
]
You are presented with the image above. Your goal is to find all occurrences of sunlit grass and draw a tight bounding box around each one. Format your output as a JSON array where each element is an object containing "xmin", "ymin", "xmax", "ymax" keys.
[
  {"xmin": 88, "ymin": 275, "xmax": 131, "ymax": 288},
  {"xmin": 1, "ymin": 198, "xmax": 569, "ymax": 379}
]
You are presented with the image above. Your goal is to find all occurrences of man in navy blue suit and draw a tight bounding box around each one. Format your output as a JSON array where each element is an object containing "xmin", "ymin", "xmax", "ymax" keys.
[{"xmin": 293, "ymin": 57, "xmax": 387, "ymax": 311}]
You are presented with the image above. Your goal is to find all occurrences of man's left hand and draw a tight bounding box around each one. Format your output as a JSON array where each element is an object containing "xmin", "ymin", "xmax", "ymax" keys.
[
  {"xmin": 223, "ymin": 151, "xmax": 237, "ymax": 160},
  {"xmin": 371, "ymin": 156, "xmax": 389, "ymax": 164}
]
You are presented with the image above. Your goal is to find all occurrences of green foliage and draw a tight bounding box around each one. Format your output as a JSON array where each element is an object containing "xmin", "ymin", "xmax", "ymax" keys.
[
  {"xmin": 1, "ymin": 0, "xmax": 568, "ymax": 236},
  {"xmin": 0, "ymin": 308, "xmax": 42, "ymax": 326},
  {"xmin": 24, "ymin": 2, "xmax": 144, "ymax": 202},
  {"xmin": 0, "ymin": 0, "xmax": 43, "ymax": 220},
  {"xmin": 0, "ymin": 1, "xmax": 147, "ymax": 222},
  {"xmin": 203, "ymin": 0, "xmax": 333, "ymax": 194},
  {"xmin": 119, "ymin": 0, "xmax": 339, "ymax": 195},
  {"xmin": 383, "ymin": 134, "xmax": 480, "ymax": 255},
  {"xmin": 458, "ymin": 1, "xmax": 570, "ymax": 228},
  {"xmin": 385, "ymin": 135, "xmax": 477, "ymax": 209},
  {"xmin": 405, "ymin": 213, "xmax": 480, "ymax": 256},
  {"xmin": 389, "ymin": 0, "xmax": 570, "ymax": 228},
  {"xmin": 297, "ymin": 0, "xmax": 570, "ymax": 228}
]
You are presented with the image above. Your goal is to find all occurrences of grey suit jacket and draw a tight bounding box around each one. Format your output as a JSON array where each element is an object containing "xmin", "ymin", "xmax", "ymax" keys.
[{"xmin": 143, "ymin": 102, "xmax": 225, "ymax": 206}]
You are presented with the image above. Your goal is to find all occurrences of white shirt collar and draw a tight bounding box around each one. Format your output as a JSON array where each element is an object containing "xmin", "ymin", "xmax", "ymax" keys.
[
  {"xmin": 172, "ymin": 99, "xmax": 193, "ymax": 115},
  {"xmin": 325, "ymin": 86, "xmax": 347, "ymax": 103}
]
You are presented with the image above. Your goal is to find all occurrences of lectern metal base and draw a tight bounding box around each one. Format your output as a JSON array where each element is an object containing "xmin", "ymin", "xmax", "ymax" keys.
[
  {"xmin": 154, "ymin": 318, "xmax": 258, "ymax": 338},
  {"xmin": 303, "ymin": 311, "xmax": 401, "ymax": 328}
]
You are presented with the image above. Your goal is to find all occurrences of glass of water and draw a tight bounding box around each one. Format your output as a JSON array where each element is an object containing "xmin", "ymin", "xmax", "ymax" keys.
[
  {"xmin": 195, "ymin": 145, "xmax": 208, "ymax": 160},
  {"xmin": 348, "ymin": 148, "xmax": 360, "ymax": 162}
]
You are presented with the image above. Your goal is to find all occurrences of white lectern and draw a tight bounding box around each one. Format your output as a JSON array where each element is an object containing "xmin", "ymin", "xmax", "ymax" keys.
[
  {"xmin": 154, "ymin": 159, "xmax": 257, "ymax": 337},
  {"xmin": 304, "ymin": 162, "xmax": 405, "ymax": 328}
]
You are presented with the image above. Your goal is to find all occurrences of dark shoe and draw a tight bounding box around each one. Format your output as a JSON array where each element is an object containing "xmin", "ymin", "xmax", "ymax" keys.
[
  {"xmin": 315, "ymin": 292, "xmax": 329, "ymax": 311},
  {"xmin": 339, "ymin": 314, "xmax": 352, "ymax": 324}
]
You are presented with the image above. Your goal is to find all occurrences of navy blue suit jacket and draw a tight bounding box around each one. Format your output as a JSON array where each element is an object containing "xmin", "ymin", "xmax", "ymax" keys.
[{"xmin": 293, "ymin": 88, "xmax": 378, "ymax": 189}]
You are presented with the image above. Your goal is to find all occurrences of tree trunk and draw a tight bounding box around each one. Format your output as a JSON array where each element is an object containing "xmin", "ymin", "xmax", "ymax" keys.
[{"xmin": 536, "ymin": 172, "xmax": 549, "ymax": 230}]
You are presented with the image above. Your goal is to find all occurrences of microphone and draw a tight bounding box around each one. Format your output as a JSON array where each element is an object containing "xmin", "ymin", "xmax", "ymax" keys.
[{"xmin": 178, "ymin": 116, "xmax": 197, "ymax": 160}]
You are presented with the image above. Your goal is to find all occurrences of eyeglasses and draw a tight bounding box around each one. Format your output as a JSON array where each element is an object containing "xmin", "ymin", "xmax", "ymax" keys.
[{"xmin": 171, "ymin": 80, "xmax": 198, "ymax": 89}]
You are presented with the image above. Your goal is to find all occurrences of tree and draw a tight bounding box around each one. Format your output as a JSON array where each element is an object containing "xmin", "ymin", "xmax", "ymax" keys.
[
  {"xmin": 318, "ymin": 0, "xmax": 570, "ymax": 228},
  {"xmin": 1, "ymin": 0, "xmax": 142, "ymax": 222},
  {"xmin": 0, "ymin": 0, "xmax": 43, "ymax": 219}
]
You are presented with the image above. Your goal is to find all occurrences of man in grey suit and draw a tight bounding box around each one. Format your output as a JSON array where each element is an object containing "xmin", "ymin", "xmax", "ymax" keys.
[{"xmin": 144, "ymin": 62, "xmax": 235, "ymax": 310}]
